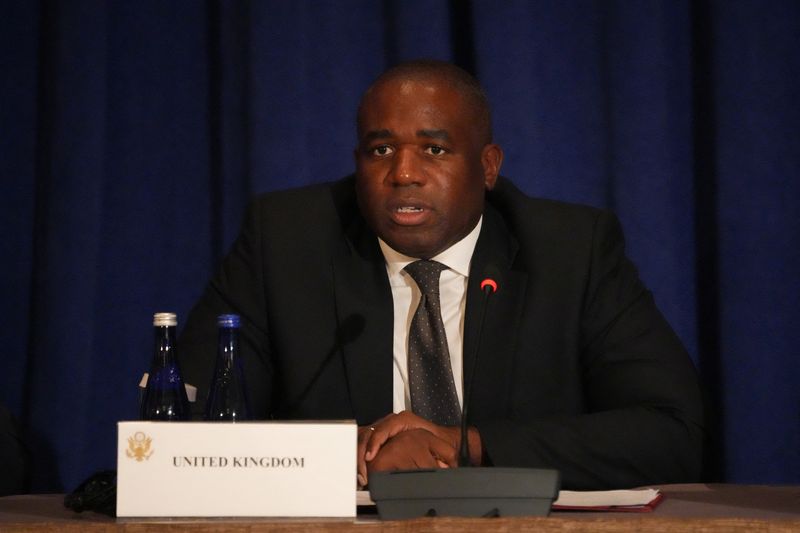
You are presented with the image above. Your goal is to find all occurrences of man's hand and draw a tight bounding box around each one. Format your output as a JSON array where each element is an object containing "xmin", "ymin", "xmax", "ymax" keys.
[
  {"xmin": 357, "ymin": 411, "xmax": 481, "ymax": 487},
  {"xmin": 367, "ymin": 428, "xmax": 458, "ymax": 473}
]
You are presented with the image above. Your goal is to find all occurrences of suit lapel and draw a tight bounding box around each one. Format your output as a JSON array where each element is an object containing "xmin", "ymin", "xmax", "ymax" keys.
[
  {"xmin": 332, "ymin": 216, "xmax": 394, "ymax": 425},
  {"xmin": 463, "ymin": 205, "xmax": 528, "ymax": 420}
]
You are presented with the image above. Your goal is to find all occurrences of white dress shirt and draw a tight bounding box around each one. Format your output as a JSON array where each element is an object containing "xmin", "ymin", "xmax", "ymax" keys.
[{"xmin": 378, "ymin": 217, "xmax": 483, "ymax": 414}]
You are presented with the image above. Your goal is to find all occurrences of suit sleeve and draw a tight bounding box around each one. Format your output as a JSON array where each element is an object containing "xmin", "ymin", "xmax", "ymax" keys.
[
  {"xmin": 178, "ymin": 199, "xmax": 275, "ymax": 419},
  {"xmin": 477, "ymin": 210, "xmax": 704, "ymax": 489}
]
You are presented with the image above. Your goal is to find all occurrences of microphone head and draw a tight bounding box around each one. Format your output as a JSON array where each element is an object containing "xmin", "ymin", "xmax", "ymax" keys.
[
  {"xmin": 479, "ymin": 264, "xmax": 501, "ymax": 294},
  {"xmin": 480, "ymin": 278, "xmax": 498, "ymax": 293}
]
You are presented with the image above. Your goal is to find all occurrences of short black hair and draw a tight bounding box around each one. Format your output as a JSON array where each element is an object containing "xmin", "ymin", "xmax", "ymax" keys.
[{"xmin": 357, "ymin": 59, "xmax": 493, "ymax": 144}]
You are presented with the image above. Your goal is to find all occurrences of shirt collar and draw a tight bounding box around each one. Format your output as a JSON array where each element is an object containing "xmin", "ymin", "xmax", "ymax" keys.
[{"xmin": 378, "ymin": 216, "xmax": 483, "ymax": 279}]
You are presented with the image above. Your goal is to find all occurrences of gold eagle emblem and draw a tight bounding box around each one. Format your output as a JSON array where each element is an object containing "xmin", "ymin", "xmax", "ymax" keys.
[{"xmin": 125, "ymin": 431, "xmax": 154, "ymax": 461}]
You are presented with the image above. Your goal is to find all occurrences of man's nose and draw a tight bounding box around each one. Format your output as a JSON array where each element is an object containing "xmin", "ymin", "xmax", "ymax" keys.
[{"xmin": 388, "ymin": 147, "xmax": 422, "ymax": 186}]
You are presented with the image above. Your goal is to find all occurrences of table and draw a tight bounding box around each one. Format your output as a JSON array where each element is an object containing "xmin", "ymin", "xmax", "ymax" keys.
[{"xmin": 1, "ymin": 484, "xmax": 798, "ymax": 532}]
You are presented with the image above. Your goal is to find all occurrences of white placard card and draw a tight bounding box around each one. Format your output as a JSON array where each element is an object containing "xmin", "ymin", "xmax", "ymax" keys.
[{"xmin": 117, "ymin": 421, "xmax": 356, "ymax": 517}]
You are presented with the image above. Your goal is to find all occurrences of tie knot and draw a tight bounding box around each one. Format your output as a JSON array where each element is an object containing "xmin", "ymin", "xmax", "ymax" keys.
[{"xmin": 404, "ymin": 260, "xmax": 446, "ymax": 296}]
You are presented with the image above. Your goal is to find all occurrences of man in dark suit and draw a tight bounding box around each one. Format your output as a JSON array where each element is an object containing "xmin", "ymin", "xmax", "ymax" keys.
[{"xmin": 179, "ymin": 60, "xmax": 703, "ymax": 490}]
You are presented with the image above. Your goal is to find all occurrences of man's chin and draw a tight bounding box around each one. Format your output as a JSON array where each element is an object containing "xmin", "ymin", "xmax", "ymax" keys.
[{"xmin": 383, "ymin": 236, "xmax": 444, "ymax": 260}]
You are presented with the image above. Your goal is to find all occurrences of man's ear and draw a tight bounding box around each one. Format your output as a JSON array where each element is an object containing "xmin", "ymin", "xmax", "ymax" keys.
[{"xmin": 481, "ymin": 143, "xmax": 503, "ymax": 190}]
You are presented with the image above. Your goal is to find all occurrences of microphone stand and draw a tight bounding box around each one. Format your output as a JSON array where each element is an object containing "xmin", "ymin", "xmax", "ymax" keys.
[{"xmin": 459, "ymin": 278, "xmax": 495, "ymax": 466}]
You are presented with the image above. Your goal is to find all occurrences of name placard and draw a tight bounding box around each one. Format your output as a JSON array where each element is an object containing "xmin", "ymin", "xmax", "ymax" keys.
[{"xmin": 117, "ymin": 421, "xmax": 356, "ymax": 517}]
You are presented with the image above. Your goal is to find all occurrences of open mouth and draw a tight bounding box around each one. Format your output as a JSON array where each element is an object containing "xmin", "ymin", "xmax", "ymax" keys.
[{"xmin": 389, "ymin": 203, "xmax": 430, "ymax": 225}]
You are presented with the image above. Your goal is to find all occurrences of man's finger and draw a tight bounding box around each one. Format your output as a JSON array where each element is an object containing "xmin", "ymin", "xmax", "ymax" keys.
[
  {"xmin": 426, "ymin": 431, "xmax": 459, "ymax": 468},
  {"xmin": 365, "ymin": 411, "xmax": 438, "ymax": 461},
  {"xmin": 367, "ymin": 428, "xmax": 459, "ymax": 473},
  {"xmin": 357, "ymin": 425, "xmax": 376, "ymax": 486}
]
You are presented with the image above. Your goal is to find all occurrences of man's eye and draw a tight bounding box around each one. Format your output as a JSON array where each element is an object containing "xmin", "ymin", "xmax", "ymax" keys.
[
  {"xmin": 371, "ymin": 145, "xmax": 393, "ymax": 156},
  {"xmin": 425, "ymin": 145, "xmax": 446, "ymax": 156}
]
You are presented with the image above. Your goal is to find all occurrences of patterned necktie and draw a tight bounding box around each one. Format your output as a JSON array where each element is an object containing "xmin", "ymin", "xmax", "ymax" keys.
[{"xmin": 404, "ymin": 260, "xmax": 461, "ymax": 426}]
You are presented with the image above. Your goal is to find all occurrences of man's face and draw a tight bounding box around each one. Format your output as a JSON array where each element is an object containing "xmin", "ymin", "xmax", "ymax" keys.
[{"xmin": 355, "ymin": 78, "xmax": 502, "ymax": 259}]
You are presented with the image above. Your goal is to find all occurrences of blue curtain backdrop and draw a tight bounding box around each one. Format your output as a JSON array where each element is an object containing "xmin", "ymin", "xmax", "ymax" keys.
[{"xmin": 1, "ymin": 0, "xmax": 798, "ymax": 491}]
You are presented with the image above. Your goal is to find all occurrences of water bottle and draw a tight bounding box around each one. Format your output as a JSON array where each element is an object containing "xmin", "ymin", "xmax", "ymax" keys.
[
  {"xmin": 140, "ymin": 312, "xmax": 190, "ymax": 421},
  {"xmin": 205, "ymin": 314, "xmax": 251, "ymax": 421}
]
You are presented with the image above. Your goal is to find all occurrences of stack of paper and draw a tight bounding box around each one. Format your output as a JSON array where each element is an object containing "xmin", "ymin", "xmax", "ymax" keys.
[{"xmin": 552, "ymin": 488, "xmax": 663, "ymax": 512}]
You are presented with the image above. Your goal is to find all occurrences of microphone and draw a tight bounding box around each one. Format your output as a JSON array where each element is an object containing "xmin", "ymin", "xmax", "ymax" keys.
[
  {"xmin": 369, "ymin": 265, "xmax": 560, "ymax": 519},
  {"xmin": 458, "ymin": 275, "xmax": 498, "ymax": 467}
]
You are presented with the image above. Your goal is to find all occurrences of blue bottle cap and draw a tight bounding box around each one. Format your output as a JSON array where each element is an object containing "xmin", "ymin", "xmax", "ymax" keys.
[{"xmin": 217, "ymin": 314, "xmax": 241, "ymax": 328}]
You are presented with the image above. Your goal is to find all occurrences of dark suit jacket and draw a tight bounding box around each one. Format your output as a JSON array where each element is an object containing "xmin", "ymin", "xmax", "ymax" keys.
[{"xmin": 179, "ymin": 176, "xmax": 704, "ymax": 490}]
